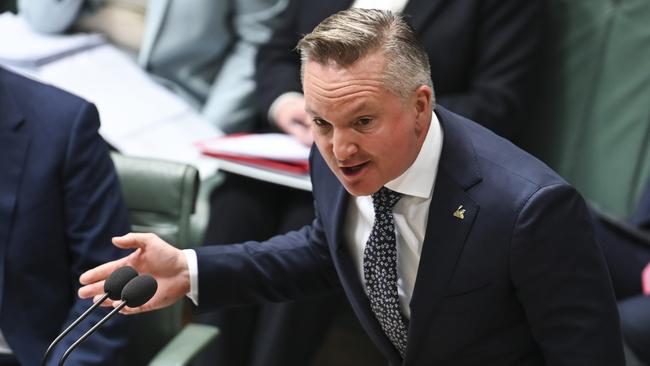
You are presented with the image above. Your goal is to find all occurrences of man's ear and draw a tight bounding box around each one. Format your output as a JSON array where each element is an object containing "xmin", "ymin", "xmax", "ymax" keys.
[
  {"xmin": 414, "ymin": 85, "xmax": 433, "ymax": 115},
  {"xmin": 413, "ymin": 85, "xmax": 433, "ymax": 135}
]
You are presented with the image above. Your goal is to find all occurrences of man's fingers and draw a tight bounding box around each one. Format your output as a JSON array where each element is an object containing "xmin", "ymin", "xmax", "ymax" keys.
[
  {"xmin": 119, "ymin": 305, "xmax": 144, "ymax": 315},
  {"xmin": 79, "ymin": 257, "xmax": 129, "ymax": 285},
  {"xmin": 93, "ymin": 294, "xmax": 115, "ymax": 307},
  {"xmin": 112, "ymin": 232, "xmax": 154, "ymax": 250},
  {"xmin": 79, "ymin": 280, "xmax": 106, "ymax": 299}
]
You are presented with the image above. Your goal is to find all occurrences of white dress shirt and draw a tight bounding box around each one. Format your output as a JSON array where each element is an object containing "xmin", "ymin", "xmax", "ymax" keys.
[{"xmin": 186, "ymin": 113, "xmax": 443, "ymax": 311}]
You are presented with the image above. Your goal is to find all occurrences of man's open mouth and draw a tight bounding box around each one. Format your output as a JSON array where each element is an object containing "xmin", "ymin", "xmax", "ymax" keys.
[{"xmin": 340, "ymin": 161, "xmax": 369, "ymax": 176}]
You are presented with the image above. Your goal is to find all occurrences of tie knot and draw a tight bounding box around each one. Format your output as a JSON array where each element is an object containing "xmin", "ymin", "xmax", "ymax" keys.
[{"xmin": 371, "ymin": 187, "xmax": 402, "ymax": 212}]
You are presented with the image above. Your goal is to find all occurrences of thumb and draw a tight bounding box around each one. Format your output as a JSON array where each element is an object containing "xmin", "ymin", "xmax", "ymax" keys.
[{"xmin": 112, "ymin": 232, "xmax": 155, "ymax": 250}]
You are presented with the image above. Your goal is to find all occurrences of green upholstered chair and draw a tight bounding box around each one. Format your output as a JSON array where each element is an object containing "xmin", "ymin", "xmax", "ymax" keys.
[{"xmin": 111, "ymin": 153, "xmax": 219, "ymax": 366}]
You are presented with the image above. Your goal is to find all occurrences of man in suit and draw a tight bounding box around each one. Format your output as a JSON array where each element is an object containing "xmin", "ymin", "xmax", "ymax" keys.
[
  {"xmin": 205, "ymin": 1, "xmax": 544, "ymax": 363},
  {"xmin": 0, "ymin": 67, "xmax": 130, "ymax": 365},
  {"xmin": 79, "ymin": 9, "xmax": 623, "ymax": 365}
]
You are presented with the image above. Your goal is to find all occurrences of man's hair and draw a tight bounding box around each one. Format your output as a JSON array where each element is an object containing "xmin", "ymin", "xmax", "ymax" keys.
[{"xmin": 297, "ymin": 8, "xmax": 434, "ymax": 102}]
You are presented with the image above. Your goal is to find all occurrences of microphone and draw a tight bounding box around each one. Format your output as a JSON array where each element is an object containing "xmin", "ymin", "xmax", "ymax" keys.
[
  {"xmin": 40, "ymin": 266, "xmax": 138, "ymax": 366},
  {"xmin": 58, "ymin": 275, "xmax": 158, "ymax": 366}
]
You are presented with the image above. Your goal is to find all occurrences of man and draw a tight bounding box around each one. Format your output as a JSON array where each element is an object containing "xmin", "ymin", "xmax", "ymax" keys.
[
  {"xmin": 79, "ymin": 9, "xmax": 624, "ymax": 365},
  {"xmin": 0, "ymin": 66, "xmax": 130, "ymax": 365},
  {"xmin": 206, "ymin": 1, "xmax": 544, "ymax": 363}
]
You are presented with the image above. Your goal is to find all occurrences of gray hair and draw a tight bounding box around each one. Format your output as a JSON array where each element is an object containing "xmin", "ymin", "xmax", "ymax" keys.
[{"xmin": 297, "ymin": 8, "xmax": 434, "ymax": 103}]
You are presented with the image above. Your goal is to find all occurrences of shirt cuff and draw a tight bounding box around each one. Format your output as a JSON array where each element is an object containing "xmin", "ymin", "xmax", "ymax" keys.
[
  {"xmin": 182, "ymin": 249, "xmax": 199, "ymax": 306},
  {"xmin": 268, "ymin": 91, "xmax": 304, "ymax": 124}
]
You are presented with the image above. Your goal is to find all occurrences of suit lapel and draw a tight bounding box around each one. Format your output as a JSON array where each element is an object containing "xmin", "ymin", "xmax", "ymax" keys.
[
  {"xmin": 404, "ymin": 107, "xmax": 482, "ymax": 364},
  {"xmin": 403, "ymin": 0, "xmax": 446, "ymax": 33},
  {"xmin": 0, "ymin": 72, "xmax": 30, "ymax": 309},
  {"xmin": 138, "ymin": 0, "xmax": 171, "ymax": 67}
]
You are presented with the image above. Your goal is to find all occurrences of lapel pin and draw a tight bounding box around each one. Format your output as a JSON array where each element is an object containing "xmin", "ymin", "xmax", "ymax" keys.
[{"xmin": 453, "ymin": 205, "xmax": 466, "ymax": 220}]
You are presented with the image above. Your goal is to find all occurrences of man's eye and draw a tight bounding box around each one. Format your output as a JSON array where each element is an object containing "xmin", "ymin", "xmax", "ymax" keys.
[
  {"xmin": 357, "ymin": 118, "xmax": 372, "ymax": 126},
  {"xmin": 313, "ymin": 118, "xmax": 328, "ymax": 127}
]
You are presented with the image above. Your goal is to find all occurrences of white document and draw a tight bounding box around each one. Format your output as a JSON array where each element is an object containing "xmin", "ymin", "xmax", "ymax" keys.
[
  {"xmin": 33, "ymin": 43, "xmax": 221, "ymax": 178},
  {"xmin": 199, "ymin": 133, "xmax": 311, "ymax": 162},
  {"xmin": 0, "ymin": 12, "xmax": 105, "ymax": 68},
  {"xmin": 118, "ymin": 113, "xmax": 223, "ymax": 179},
  {"xmin": 36, "ymin": 44, "xmax": 193, "ymax": 146}
]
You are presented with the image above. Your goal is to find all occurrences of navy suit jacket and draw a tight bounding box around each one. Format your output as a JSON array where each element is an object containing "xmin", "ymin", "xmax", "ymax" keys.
[
  {"xmin": 0, "ymin": 68, "xmax": 130, "ymax": 365},
  {"xmin": 196, "ymin": 107, "xmax": 624, "ymax": 365},
  {"xmin": 256, "ymin": 0, "xmax": 544, "ymax": 139}
]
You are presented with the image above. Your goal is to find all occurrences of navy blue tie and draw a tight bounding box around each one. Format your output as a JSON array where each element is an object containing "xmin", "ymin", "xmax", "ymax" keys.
[{"xmin": 363, "ymin": 187, "xmax": 408, "ymax": 358}]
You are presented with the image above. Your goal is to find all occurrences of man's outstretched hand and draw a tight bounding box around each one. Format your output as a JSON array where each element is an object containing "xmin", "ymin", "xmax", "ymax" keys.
[{"xmin": 78, "ymin": 233, "xmax": 191, "ymax": 314}]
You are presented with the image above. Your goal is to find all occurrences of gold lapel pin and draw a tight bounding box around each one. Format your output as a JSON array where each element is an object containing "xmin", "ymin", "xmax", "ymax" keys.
[{"xmin": 453, "ymin": 205, "xmax": 466, "ymax": 220}]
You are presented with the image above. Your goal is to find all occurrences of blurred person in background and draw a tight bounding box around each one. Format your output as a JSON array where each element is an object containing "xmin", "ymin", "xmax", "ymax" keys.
[
  {"xmin": 591, "ymin": 179, "xmax": 650, "ymax": 366},
  {"xmin": 0, "ymin": 66, "xmax": 130, "ymax": 366},
  {"xmin": 18, "ymin": 0, "xmax": 287, "ymax": 132}
]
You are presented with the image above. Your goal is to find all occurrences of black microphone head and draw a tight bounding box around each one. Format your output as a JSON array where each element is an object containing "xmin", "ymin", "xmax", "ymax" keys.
[
  {"xmin": 121, "ymin": 275, "xmax": 157, "ymax": 308},
  {"xmin": 104, "ymin": 266, "xmax": 138, "ymax": 300}
]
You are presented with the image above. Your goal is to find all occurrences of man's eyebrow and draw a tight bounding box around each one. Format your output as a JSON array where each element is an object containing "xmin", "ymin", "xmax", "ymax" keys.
[
  {"xmin": 349, "ymin": 102, "xmax": 369, "ymax": 116},
  {"xmin": 305, "ymin": 106, "xmax": 321, "ymax": 117}
]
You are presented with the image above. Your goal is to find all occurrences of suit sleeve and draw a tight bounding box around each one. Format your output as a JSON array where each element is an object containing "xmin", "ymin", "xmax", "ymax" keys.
[
  {"xmin": 254, "ymin": 0, "xmax": 302, "ymax": 121},
  {"xmin": 194, "ymin": 209, "xmax": 340, "ymax": 311},
  {"xmin": 202, "ymin": 0, "xmax": 288, "ymax": 132},
  {"xmin": 47, "ymin": 102, "xmax": 131, "ymax": 365},
  {"xmin": 436, "ymin": 0, "xmax": 544, "ymax": 139},
  {"xmin": 510, "ymin": 184, "xmax": 625, "ymax": 366}
]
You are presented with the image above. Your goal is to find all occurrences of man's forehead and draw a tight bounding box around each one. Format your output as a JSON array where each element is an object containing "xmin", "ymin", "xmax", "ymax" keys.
[{"xmin": 303, "ymin": 60, "xmax": 385, "ymax": 94}]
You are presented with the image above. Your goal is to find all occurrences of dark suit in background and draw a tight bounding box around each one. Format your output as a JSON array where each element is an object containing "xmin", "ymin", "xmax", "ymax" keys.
[
  {"xmin": 591, "ymin": 180, "xmax": 650, "ymax": 365},
  {"xmin": 196, "ymin": 107, "xmax": 623, "ymax": 366},
  {"xmin": 201, "ymin": 0, "xmax": 545, "ymax": 364},
  {"xmin": 0, "ymin": 67, "xmax": 130, "ymax": 365}
]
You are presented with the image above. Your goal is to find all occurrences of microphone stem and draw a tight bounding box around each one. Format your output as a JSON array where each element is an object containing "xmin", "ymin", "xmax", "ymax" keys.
[
  {"xmin": 40, "ymin": 293, "xmax": 110, "ymax": 366},
  {"xmin": 58, "ymin": 301, "xmax": 127, "ymax": 366}
]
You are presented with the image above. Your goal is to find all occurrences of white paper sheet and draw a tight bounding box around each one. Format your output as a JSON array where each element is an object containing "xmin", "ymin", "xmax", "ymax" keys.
[
  {"xmin": 118, "ymin": 113, "xmax": 223, "ymax": 179},
  {"xmin": 0, "ymin": 12, "xmax": 105, "ymax": 68},
  {"xmin": 37, "ymin": 44, "xmax": 193, "ymax": 145}
]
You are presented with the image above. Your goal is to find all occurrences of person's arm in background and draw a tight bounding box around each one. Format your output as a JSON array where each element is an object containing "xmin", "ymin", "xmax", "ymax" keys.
[
  {"xmin": 436, "ymin": 0, "xmax": 544, "ymax": 139},
  {"xmin": 17, "ymin": 0, "xmax": 89, "ymax": 34},
  {"xmin": 202, "ymin": 0, "xmax": 288, "ymax": 133},
  {"xmin": 254, "ymin": 0, "xmax": 314, "ymax": 145},
  {"xmin": 48, "ymin": 101, "xmax": 131, "ymax": 365}
]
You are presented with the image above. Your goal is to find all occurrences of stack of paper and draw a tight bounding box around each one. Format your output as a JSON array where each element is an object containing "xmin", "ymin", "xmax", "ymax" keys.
[
  {"xmin": 37, "ymin": 44, "xmax": 196, "ymax": 146},
  {"xmin": 0, "ymin": 12, "xmax": 105, "ymax": 68},
  {"xmin": 198, "ymin": 133, "xmax": 311, "ymax": 175}
]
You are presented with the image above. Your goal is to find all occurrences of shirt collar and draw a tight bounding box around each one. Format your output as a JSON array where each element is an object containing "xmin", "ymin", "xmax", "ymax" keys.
[{"xmin": 384, "ymin": 112, "xmax": 442, "ymax": 199}]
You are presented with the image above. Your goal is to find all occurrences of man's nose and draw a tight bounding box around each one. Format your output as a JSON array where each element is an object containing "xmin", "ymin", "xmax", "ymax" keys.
[{"xmin": 332, "ymin": 130, "xmax": 358, "ymax": 161}]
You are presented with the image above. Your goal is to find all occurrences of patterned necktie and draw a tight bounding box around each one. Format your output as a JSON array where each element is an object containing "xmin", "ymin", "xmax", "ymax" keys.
[{"xmin": 363, "ymin": 186, "xmax": 409, "ymax": 358}]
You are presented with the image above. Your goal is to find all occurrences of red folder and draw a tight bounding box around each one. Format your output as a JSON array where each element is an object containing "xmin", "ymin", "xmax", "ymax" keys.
[{"xmin": 197, "ymin": 133, "xmax": 310, "ymax": 175}]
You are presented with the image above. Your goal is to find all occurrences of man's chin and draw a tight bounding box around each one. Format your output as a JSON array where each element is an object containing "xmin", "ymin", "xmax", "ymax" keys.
[{"xmin": 339, "ymin": 180, "xmax": 380, "ymax": 197}]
